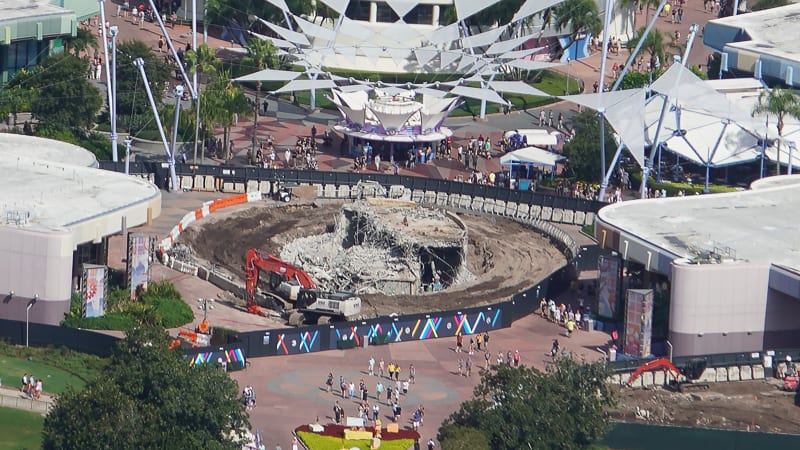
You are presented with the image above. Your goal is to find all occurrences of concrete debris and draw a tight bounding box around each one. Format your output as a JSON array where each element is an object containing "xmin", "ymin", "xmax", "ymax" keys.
[{"xmin": 280, "ymin": 201, "xmax": 473, "ymax": 295}]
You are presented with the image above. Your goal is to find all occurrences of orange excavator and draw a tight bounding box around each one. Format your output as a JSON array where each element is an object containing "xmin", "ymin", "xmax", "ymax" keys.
[
  {"xmin": 627, "ymin": 358, "xmax": 710, "ymax": 392},
  {"xmin": 244, "ymin": 248, "xmax": 362, "ymax": 326}
]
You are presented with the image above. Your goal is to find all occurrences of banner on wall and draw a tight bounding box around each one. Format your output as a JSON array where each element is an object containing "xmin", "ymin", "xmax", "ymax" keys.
[
  {"xmin": 623, "ymin": 289, "xmax": 654, "ymax": 358},
  {"xmin": 82, "ymin": 264, "xmax": 108, "ymax": 318},
  {"xmin": 597, "ymin": 255, "xmax": 622, "ymax": 319},
  {"xmin": 127, "ymin": 233, "xmax": 153, "ymax": 298}
]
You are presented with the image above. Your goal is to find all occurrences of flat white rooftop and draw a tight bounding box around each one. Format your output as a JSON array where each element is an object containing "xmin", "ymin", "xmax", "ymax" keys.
[
  {"xmin": 0, "ymin": 0, "xmax": 72, "ymax": 23},
  {"xmin": 597, "ymin": 175, "xmax": 800, "ymax": 272},
  {"xmin": 0, "ymin": 133, "xmax": 160, "ymax": 243}
]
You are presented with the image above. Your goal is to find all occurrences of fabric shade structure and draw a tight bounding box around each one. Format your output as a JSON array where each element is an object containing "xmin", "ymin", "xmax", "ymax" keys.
[
  {"xmin": 512, "ymin": 0, "xmax": 564, "ymax": 22},
  {"xmin": 462, "ymin": 27, "xmax": 507, "ymax": 49},
  {"xmin": 368, "ymin": 102, "xmax": 422, "ymax": 132},
  {"xmin": 272, "ymin": 79, "xmax": 337, "ymax": 93},
  {"xmin": 261, "ymin": 19, "xmax": 311, "ymax": 47},
  {"xmin": 339, "ymin": 18, "xmax": 374, "ymax": 41},
  {"xmin": 455, "ymin": 0, "xmax": 502, "ymax": 20},
  {"xmin": 450, "ymin": 86, "xmax": 509, "ymax": 106},
  {"xmin": 560, "ymin": 89, "xmax": 648, "ymax": 168},
  {"xmin": 385, "ymin": 0, "xmax": 418, "ymax": 18},
  {"xmin": 504, "ymin": 59, "xmax": 560, "ymax": 71},
  {"xmin": 486, "ymin": 34, "xmax": 537, "ymax": 55},
  {"xmin": 414, "ymin": 46, "xmax": 440, "ymax": 67},
  {"xmin": 500, "ymin": 146, "xmax": 566, "ymax": 168},
  {"xmin": 294, "ymin": 15, "xmax": 337, "ymax": 42},
  {"xmin": 318, "ymin": 0, "xmax": 349, "ymax": 14},
  {"xmin": 497, "ymin": 47, "xmax": 544, "ymax": 61},
  {"xmin": 248, "ymin": 31, "xmax": 294, "ymax": 49},
  {"xmin": 234, "ymin": 69, "xmax": 302, "ymax": 83},
  {"xmin": 429, "ymin": 23, "xmax": 460, "ymax": 45},
  {"xmin": 337, "ymin": 104, "xmax": 366, "ymax": 127},
  {"xmin": 489, "ymin": 81, "xmax": 551, "ymax": 98}
]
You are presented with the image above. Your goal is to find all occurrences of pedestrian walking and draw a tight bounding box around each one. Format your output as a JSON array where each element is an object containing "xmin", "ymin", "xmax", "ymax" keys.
[{"xmin": 368, "ymin": 356, "xmax": 375, "ymax": 376}]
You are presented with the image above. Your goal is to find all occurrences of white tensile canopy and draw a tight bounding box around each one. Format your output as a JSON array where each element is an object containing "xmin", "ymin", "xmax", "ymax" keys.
[
  {"xmin": 273, "ymin": 79, "xmax": 337, "ymax": 93},
  {"xmin": 500, "ymin": 146, "xmax": 566, "ymax": 168},
  {"xmin": 560, "ymin": 88, "xmax": 647, "ymax": 168},
  {"xmin": 489, "ymin": 81, "xmax": 551, "ymax": 98},
  {"xmin": 234, "ymin": 69, "xmax": 302, "ymax": 82},
  {"xmin": 450, "ymin": 85, "xmax": 509, "ymax": 106}
]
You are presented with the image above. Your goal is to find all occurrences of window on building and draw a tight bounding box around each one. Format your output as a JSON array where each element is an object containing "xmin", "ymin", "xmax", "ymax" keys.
[
  {"xmin": 403, "ymin": 4, "xmax": 434, "ymax": 25},
  {"xmin": 4, "ymin": 40, "xmax": 41, "ymax": 79},
  {"xmin": 375, "ymin": 2, "xmax": 399, "ymax": 22},
  {"xmin": 346, "ymin": 0, "xmax": 371, "ymax": 21}
]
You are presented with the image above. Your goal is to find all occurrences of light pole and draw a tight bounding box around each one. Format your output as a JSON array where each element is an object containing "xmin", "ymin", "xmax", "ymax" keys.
[
  {"xmin": 788, "ymin": 141, "xmax": 796, "ymax": 175},
  {"xmin": 565, "ymin": 57, "xmax": 572, "ymax": 95},
  {"xmin": 26, "ymin": 295, "xmax": 38, "ymax": 348},
  {"xmin": 197, "ymin": 298, "xmax": 215, "ymax": 322},
  {"xmin": 110, "ymin": 25, "xmax": 119, "ymax": 163},
  {"xmin": 124, "ymin": 136, "xmax": 132, "ymax": 175},
  {"xmin": 171, "ymin": 85, "xmax": 184, "ymax": 170},
  {"xmin": 98, "ymin": 0, "xmax": 117, "ymax": 161}
]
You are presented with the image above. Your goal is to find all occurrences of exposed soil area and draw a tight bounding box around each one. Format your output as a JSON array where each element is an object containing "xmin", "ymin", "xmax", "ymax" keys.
[
  {"xmin": 611, "ymin": 379, "xmax": 800, "ymax": 433},
  {"xmin": 178, "ymin": 200, "xmax": 565, "ymax": 318}
]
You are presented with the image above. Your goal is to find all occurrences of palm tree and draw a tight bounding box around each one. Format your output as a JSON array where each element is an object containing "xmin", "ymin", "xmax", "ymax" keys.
[
  {"xmin": 185, "ymin": 44, "xmax": 220, "ymax": 162},
  {"xmin": 202, "ymin": 70, "xmax": 252, "ymax": 163},
  {"xmin": 625, "ymin": 27, "xmax": 666, "ymax": 70},
  {"xmin": 65, "ymin": 28, "xmax": 98, "ymax": 56},
  {"xmin": 552, "ymin": 0, "xmax": 602, "ymax": 60},
  {"xmin": 244, "ymin": 38, "xmax": 278, "ymax": 158},
  {"xmin": 752, "ymin": 88, "xmax": 800, "ymax": 175}
]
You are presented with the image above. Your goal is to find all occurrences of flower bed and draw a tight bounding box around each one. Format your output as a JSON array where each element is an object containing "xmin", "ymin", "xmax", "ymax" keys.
[{"xmin": 295, "ymin": 424, "xmax": 418, "ymax": 450}]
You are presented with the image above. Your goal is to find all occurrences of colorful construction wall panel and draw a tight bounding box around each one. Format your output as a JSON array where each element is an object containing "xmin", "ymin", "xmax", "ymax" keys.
[
  {"xmin": 190, "ymin": 348, "xmax": 246, "ymax": 367},
  {"xmin": 623, "ymin": 289, "xmax": 654, "ymax": 358},
  {"xmin": 329, "ymin": 309, "xmax": 503, "ymax": 345},
  {"xmin": 264, "ymin": 329, "xmax": 321, "ymax": 355}
]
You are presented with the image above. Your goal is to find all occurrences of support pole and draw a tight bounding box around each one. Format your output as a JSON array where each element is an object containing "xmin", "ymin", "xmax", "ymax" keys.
[
  {"xmin": 110, "ymin": 26, "xmax": 119, "ymax": 163},
  {"xmin": 134, "ymin": 58, "xmax": 178, "ymax": 191},
  {"xmin": 611, "ymin": 0, "xmax": 669, "ymax": 92},
  {"xmin": 598, "ymin": 0, "xmax": 613, "ymax": 185},
  {"xmin": 98, "ymin": 1, "xmax": 117, "ymax": 161},
  {"xmin": 760, "ymin": 115, "xmax": 768, "ymax": 179},
  {"xmin": 192, "ymin": 0, "xmax": 200, "ymax": 163},
  {"xmin": 124, "ymin": 137, "xmax": 132, "ymax": 175},
  {"xmin": 598, "ymin": 142, "xmax": 626, "ymax": 202},
  {"xmin": 148, "ymin": 0, "xmax": 197, "ymax": 99},
  {"xmin": 789, "ymin": 142, "xmax": 796, "ymax": 175},
  {"xmin": 479, "ymin": 72, "xmax": 497, "ymax": 120},
  {"xmin": 171, "ymin": 85, "xmax": 184, "ymax": 172}
]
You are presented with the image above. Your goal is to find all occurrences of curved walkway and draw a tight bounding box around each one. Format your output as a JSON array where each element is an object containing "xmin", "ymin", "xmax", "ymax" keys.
[{"xmin": 0, "ymin": 387, "xmax": 53, "ymax": 415}]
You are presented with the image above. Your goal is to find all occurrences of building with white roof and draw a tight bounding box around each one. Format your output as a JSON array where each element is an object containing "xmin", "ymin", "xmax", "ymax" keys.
[{"xmin": 0, "ymin": 134, "xmax": 161, "ymax": 325}]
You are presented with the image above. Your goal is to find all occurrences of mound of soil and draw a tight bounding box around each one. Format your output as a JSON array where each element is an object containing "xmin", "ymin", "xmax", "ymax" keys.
[
  {"xmin": 179, "ymin": 200, "xmax": 565, "ymax": 318},
  {"xmin": 294, "ymin": 424, "xmax": 420, "ymax": 441}
]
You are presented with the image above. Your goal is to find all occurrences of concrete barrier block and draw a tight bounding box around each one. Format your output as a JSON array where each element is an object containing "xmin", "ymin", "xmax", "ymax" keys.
[
  {"xmin": 411, "ymin": 190, "xmax": 424, "ymax": 203},
  {"xmin": 752, "ymin": 365, "xmax": 765, "ymax": 379},
  {"xmin": 585, "ymin": 212, "xmax": 596, "ymax": 226},
  {"xmin": 194, "ymin": 175, "xmax": 205, "ymax": 190},
  {"xmin": 446, "ymin": 193, "xmax": 461, "ymax": 207},
  {"xmin": 653, "ymin": 370, "xmax": 666, "ymax": 386},
  {"xmin": 562, "ymin": 209, "xmax": 575, "ymax": 224},
  {"xmin": 628, "ymin": 374, "xmax": 642, "ymax": 388},
  {"xmin": 233, "ymin": 183, "xmax": 246, "ymax": 193},
  {"xmin": 494, "ymin": 200, "xmax": 506, "ymax": 215},
  {"xmin": 739, "ymin": 365, "xmax": 752, "ymax": 380},
  {"xmin": 727, "ymin": 365, "xmax": 740, "ymax": 381},
  {"xmin": 206, "ymin": 175, "xmax": 218, "ymax": 191},
  {"xmin": 222, "ymin": 182, "xmax": 234, "ymax": 192},
  {"xmin": 608, "ymin": 374, "xmax": 621, "ymax": 385},
  {"xmin": 574, "ymin": 211, "xmax": 586, "ymax": 225},
  {"xmin": 324, "ymin": 185, "xmax": 337, "ymax": 198},
  {"xmin": 338, "ymin": 185, "xmax": 350, "ymax": 198},
  {"xmin": 388, "ymin": 185, "xmax": 405, "ymax": 199},
  {"xmin": 423, "ymin": 191, "xmax": 436, "ymax": 204},
  {"xmin": 700, "ymin": 368, "xmax": 717, "ymax": 383},
  {"xmin": 180, "ymin": 175, "xmax": 193, "ymax": 191},
  {"xmin": 458, "ymin": 196, "xmax": 471, "ymax": 210},
  {"xmin": 516, "ymin": 204, "xmax": 530, "ymax": 219},
  {"xmin": 715, "ymin": 367, "xmax": 728, "ymax": 382},
  {"xmin": 505, "ymin": 203, "xmax": 518, "ymax": 217},
  {"xmin": 540, "ymin": 207, "xmax": 553, "ymax": 221},
  {"xmin": 641, "ymin": 371, "xmax": 654, "ymax": 387},
  {"xmin": 436, "ymin": 192, "xmax": 448, "ymax": 206},
  {"xmin": 246, "ymin": 180, "xmax": 260, "ymax": 193},
  {"xmin": 482, "ymin": 199, "xmax": 495, "ymax": 214},
  {"xmin": 257, "ymin": 181, "xmax": 270, "ymax": 194},
  {"xmin": 471, "ymin": 198, "xmax": 484, "ymax": 211},
  {"xmin": 529, "ymin": 205, "xmax": 541, "ymax": 219},
  {"xmin": 312, "ymin": 184, "xmax": 323, "ymax": 197},
  {"xmin": 551, "ymin": 208, "xmax": 564, "ymax": 222}
]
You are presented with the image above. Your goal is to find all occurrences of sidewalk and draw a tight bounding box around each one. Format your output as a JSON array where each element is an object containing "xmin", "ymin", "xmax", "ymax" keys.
[{"xmin": 0, "ymin": 387, "xmax": 54, "ymax": 415}]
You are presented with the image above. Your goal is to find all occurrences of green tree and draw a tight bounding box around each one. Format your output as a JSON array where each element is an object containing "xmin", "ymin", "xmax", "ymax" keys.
[
  {"xmin": 28, "ymin": 53, "xmax": 102, "ymax": 129},
  {"xmin": 201, "ymin": 70, "xmax": 252, "ymax": 162},
  {"xmin": 42, "ymin": 324, "xmax": 249, "ymax": 450},
  {"xmin": 751, "ymin": 87, "xmax": 800, "ymax": 175},
  {"xmin": 438, "ymin": 424, "xmax": 490, "ymax": 450},
  {"xmin": 552, "ymin": 0, "xmax": 602, "ymax": 60},
  {"xmin": 64, "ymin": 27, "xmax": 98, "ymax": 56},
  {"xmin": 440, "ymin": 358, "xmax": 615, "ymax": 450},
  {"xmin": 562, "ymin": 110, "xmax": 617, "ymax": 181},
  {"xmin": 751, "ymin": 0, "xmax": 790, "ymax": 10},
  {"xmin": 244, "ymin": 38, "xmax": 278, "ymax": 153},
  {"xmin": 186, "ymin": 43, "xmax": 221, "ymax": 161},
  {"xmin": 625, "ymin": 27, "xmax": 666, "ymax": 71},
  {"xmin": 116, "ymin": 40, "xmax": 170, "ymax": 121},
  {"xmin": 0, "ymin": 67, "xmax": 39, "ymax": 125}
]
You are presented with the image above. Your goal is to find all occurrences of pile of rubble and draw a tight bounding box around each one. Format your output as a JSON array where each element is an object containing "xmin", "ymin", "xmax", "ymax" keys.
[{"xmin": 280, "ymin": 201, "xmax": 473, "ymax": 295}]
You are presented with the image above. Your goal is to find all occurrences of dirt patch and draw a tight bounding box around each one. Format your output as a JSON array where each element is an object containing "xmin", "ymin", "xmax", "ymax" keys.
[
  {"xmin": 611, "ymin": 379, "xmax": 800, "ymax": 433},
  {"xmin": 178, "ymin": 200, "xmax": 565, "ymax": 318}
]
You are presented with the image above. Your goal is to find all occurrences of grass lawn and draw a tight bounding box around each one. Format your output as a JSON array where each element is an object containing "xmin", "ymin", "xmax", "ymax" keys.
[
  {"xmin": 0, "ymin": 355, "xmax": 87, "ymax": 395},
  {"xmin": 297, "ymin": 431, "xmax": 414, "ymax": 450},
  {"xmin": 0, "ymin": 407, "xmax": 44, "ymax": 450}
]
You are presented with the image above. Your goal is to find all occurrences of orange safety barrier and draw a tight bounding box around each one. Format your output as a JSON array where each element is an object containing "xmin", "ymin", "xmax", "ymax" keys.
[{"xmin": 208, "ymin": 194, "xmax": 249, "ymax": 213}]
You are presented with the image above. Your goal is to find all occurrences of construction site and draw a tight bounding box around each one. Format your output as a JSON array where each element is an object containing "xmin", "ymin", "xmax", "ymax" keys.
[{"xmin": 177, "ymin": 198, "xmax": 566, "ymax": 320}]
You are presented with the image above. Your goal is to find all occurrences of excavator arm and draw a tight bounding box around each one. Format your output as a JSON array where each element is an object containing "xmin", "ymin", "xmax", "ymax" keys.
[{"xmin": 244, "ymin": 248, "xmax": 317, "ymax": 315}]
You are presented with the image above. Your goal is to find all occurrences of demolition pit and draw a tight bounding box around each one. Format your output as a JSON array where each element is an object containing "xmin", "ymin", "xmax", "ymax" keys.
[{"xmin": 179, "ymin": 200, "xmax": 566, "ymax": 318}]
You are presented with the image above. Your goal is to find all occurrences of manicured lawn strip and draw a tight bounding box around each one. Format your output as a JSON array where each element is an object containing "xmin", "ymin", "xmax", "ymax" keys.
[
  {"xmin": 297, "ymin": 431, "xmax": 414, "ymax": 450},
  {"xmin": 0, "ymin": 407, "xmax": 44, "ymax": 450},
  {"xmin": 0, "ymin": 341, "xmax": 104, "ymax": 390}
]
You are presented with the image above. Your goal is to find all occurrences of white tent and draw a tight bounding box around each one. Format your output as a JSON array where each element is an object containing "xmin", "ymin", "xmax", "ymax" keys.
[
  {"xmin": 500, "ymin": 146, "xmax": 565, "ymax": 167},
  {"xmin": 512, "ymin": 0, "xmax": 564, "ymax": 22},
  {"xmin": 234, "ymin": 69, "xmax": 302, "ymax": 83},
  {"xmin": 450, "ymin": 86, "xmax": 509, "ymax": 106}
]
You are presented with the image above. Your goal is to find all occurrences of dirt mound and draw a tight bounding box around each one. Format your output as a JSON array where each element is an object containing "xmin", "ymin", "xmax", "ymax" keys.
[{"xmin": 179, "ymin": 201, "xmax": 566, "ymax": 318}]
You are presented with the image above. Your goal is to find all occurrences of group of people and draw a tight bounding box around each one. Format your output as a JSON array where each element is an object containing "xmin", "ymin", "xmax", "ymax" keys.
[
  {"xmin": 21, "ymin": 373, "xmax": 43, "ymax": 400},
  {"xmin": 541, "ymin": 298, "xmax": 584, "ymax": 338},
  {"xmin": 242, "ymin": 385, "xmax": 257, "ymax": 410}
]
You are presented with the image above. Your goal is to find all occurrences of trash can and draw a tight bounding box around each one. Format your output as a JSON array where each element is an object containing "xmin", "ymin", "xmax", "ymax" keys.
[
  {"xmin": 585, "ymin": 318, "xmax": 594, "ymax": 332},
  {"xmin": 363, "ymin": 335, "xmax": 369, "ymax": 349},
  {"xmin": 608, "ymin": 348, "xmax": 617, "ymax": 361}
]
